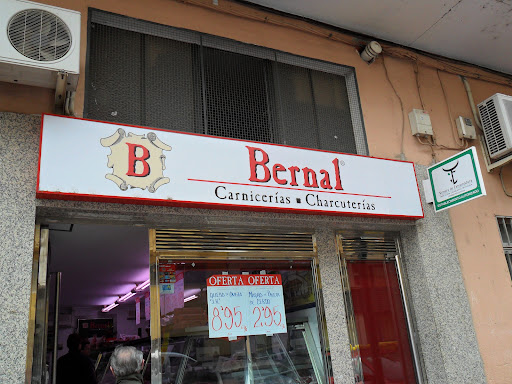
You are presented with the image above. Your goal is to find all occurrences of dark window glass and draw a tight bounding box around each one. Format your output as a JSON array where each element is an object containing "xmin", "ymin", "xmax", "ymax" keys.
[
  {"xmin": 86, "ymin": 23, "xmax": 358, "ymax": 154},
  {"xmin": 203, "ymin": 48, "xmax": 274, "ymax": 142},
  {"xmin": 144, "ymin": 35, "xmax": 202, "ymax": 132},
  {"xmin": 273, "ymin": 63, "xmax": 318, "ymax": 148},
  {"xmin": 87, "ymin": 24, "xmax": 143, "ymax": 124}
]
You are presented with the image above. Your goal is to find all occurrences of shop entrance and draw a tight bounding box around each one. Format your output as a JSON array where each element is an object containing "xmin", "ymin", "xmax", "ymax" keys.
[
  {"xmin": 338, "ymin": 234, "xmax": 423, "ymax": 384},
  {"xmin": 27, "ymin": 224, "xmax": 152, "ymax": 384},
  {"xmin": 27, "ymin": 225, "xmax": 331, "ymax": 384}
]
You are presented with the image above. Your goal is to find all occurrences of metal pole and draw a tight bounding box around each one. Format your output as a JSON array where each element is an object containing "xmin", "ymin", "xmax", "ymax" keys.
[
  {"xmin": 32, "ymin": 227, "xmax": 49, "ymax": 384},
  {"xmin": 394, "ymin": 255, "xmax": 424, "ymax": 384},
  {"xmin": 244, "ymin": 336, "xmax": 254, "ymax": 384},
  {"xmin": 149, "ymin": 229, "xmax": 162, "ymax": 384},
  {"xmin": 52, "ymin": 272, "xmax": 62, "ymax": 384}
]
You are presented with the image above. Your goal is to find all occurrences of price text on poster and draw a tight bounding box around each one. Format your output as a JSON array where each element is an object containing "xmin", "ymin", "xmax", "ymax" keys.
[{"xmin": 207, "ymin": 274, "xmax": 287, "ymax": 338}]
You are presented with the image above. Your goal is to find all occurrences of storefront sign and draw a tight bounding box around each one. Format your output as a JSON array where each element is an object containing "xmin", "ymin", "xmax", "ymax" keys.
[
  {"xmin": 78, "ymin": 318, "xmax": 114, "ymax": 339},
  {"xmin": 428, "ymin": 147, "xmax": 486, "ymax": 212},
  {"xmin": 207, "ymin": 274, "xmax": 287, "ymax": 338},
  {"xmin": 37, "ymin": 114, "xmax": 423, "ymax": 219}
]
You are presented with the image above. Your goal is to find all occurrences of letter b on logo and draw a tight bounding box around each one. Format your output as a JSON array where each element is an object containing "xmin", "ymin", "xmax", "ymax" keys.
[{"xmin": 126, "ymin": 143, "xmax": 150, "ymax": 177}]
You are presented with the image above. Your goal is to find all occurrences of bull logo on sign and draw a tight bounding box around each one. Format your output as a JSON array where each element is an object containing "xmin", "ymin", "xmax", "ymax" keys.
[
  {"xmin": 442, "ymin": 160, "xmax": 459, "ymax": 185},
  {"xmin": 100, "ymin": 129, "xmax": 172, "ymax": 192}
]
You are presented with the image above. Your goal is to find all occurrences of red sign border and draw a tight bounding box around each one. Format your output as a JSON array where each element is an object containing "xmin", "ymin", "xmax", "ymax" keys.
[{"xmin": 36, "ymin": 114, "xmax": 424, "ymax": 220}]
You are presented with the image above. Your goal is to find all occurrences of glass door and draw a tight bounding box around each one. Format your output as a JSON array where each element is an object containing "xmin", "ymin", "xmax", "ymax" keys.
[
  {"xmin": 339, "ymin": 234, "xmax": 423, "ymax": 384},
  {"xmin": 346, "ymin": 260, "xmax": 416, "ymax": 384},
  {"xmin": 151, "ymin": 258, "xmax": 328, "ymax": 384}
]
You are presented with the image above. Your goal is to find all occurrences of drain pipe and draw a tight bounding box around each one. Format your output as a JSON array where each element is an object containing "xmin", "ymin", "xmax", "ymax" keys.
[
  {"xmin": 64, "ymin": 91, "xmax": 76, "ymax": 116},
  {"xmin": 461, "ymin": 76, "xmax": 482, "ymax": 131}
]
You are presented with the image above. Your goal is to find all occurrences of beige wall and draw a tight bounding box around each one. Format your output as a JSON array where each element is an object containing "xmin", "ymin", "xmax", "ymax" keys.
[
  {"xmin": 0, "ymin": 81, "xmax": 53, "ymax": 114},
  {"xmin": 3, "ymin": 0, "xmax": 512, "ymax": 382}
]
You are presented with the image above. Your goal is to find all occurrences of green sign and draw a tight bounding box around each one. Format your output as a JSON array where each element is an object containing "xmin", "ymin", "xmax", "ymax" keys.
[{"xmin": 428, "ymin": 147, "xmax": 486, "ymax": 212}]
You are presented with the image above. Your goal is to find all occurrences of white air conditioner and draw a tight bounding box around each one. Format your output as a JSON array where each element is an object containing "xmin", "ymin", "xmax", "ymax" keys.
[
  {"xmin": 0, "ymin": 0, "xmax": 80, "ymax": 89},
  {"xmin": 477, "ymin": 93, "xmax": 512, "ymax": 160}
]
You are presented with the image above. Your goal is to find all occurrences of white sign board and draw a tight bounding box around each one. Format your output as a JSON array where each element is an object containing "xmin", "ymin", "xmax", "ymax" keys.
[
  {"xmin": 37, "ymin": 114, "xmax": 423, "ymax": 219},
  {"xmin": 207, "ymin": 274, "xmax": 287, "ymax": 338},
  {"xmin": 428, "ymin": 147, "xmax": 486, "ymax": 212}
]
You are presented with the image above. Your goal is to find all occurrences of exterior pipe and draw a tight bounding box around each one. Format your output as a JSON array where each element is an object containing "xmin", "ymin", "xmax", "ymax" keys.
[{"xmin": 461, "ymin": 76, "xmax": 482, "ymax": 131}]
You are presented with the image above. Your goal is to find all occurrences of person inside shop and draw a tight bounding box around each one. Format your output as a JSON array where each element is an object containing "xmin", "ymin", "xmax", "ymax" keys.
[
  {"xmin": 56, "ymin": 333, "xmax": 97, "ymax": 384},
  {"xmin": 81, "ymin": 339, "xmax": 92, "ymax": 358},
  {"xmin": 109, "ymin": 346, "xmax": 144, "ymax": 384}
]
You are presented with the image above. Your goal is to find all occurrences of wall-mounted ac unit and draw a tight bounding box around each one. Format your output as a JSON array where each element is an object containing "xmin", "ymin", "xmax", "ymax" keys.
[
  {"xmin": 477, "ymin": 93, "xmax": 512, "ymax": 160},
  {"xmin": 0, "ymin": 0, "xmax": 80, "ymax": 89}
]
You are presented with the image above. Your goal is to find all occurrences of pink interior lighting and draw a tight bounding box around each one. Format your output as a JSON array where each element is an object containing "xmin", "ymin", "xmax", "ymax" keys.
[
  {"xmin": 118, "ymin": 291, "xmax": 137, "ymax": 302},
  {"xmin": 184, "ymin": 294, "xmax": 198, "ymax": 303},
  {"xmin": 136, "ymin": 279, "xmax": 150, "ymax": 291},
  {"xmin": 102, "ymin": 302, "xmax": 119, "ymax": 312},
  {"xmin": 101, "ymin": 278, "xmax": 150, "ymax": 312}
]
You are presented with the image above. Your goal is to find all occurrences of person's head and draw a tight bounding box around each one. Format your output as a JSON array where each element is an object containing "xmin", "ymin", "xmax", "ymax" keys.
[
  {"xmin": 110, "ymin": 346, "xmax": 143, "ymax": 377},
  {"xmin": 67, "ymin": 333, "xmax": 81, "ymax": 352},
  {"xmin": 81, "ymin": 339, "xmax": 91, "ymax": 357}
]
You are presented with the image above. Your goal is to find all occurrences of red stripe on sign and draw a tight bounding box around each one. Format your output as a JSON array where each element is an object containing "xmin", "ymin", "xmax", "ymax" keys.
[{"xmin": 207, "ymin": 274, "xmax": 282, "ymax": 286}]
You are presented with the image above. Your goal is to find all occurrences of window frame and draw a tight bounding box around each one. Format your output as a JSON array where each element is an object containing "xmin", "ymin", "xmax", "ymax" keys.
[
  {"xmin": 85, "ymin": 8, "xmax": 369, "ymax": 156},
  {"xmin": 496, "ymin": 216, "xmax": 512, "ymax": 278}
]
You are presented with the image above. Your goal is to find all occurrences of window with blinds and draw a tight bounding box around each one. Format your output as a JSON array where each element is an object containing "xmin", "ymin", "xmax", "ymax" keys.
[
  {"xmin": 496, "ymin": 216, "xmax": 512, "ymax": 278},
  {"xmin": 85, "ymin": 10, "xmax": 368, "ymax": 155}
]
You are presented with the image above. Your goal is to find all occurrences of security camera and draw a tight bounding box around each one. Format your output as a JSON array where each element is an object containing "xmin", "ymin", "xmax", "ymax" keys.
[{"xmin": 360, "ymin": 41, "xmax": 382, "ymax": 63}]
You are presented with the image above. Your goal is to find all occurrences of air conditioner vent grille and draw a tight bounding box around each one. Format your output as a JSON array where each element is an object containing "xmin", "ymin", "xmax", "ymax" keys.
[
  {"xmin": 479, "ymin": 99, "xmax": 507, "ymax": 156},
  {"xmin": 8, "ymin": 9, "xmax": 71, "ymax": 62}
]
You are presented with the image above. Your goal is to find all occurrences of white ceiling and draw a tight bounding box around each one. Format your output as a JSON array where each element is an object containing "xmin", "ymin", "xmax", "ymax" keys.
[{"xmin": 245, "ymin": 0, "xmax": 512, "ymax": 75}]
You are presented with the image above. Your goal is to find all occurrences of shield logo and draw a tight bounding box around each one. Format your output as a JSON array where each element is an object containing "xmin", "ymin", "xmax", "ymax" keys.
[{"xmin": 100, "ymin": 128, "xmax": 172, "ymax": 192}]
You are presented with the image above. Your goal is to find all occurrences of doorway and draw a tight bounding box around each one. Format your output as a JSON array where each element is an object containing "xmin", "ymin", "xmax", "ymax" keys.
[
  {"xmin": 338, "ymin": 234, "xmax": 423, "ymax": 384},
  {"xmin": 27, "ymin": 223, "xmax": 152, "ymax": 384}
]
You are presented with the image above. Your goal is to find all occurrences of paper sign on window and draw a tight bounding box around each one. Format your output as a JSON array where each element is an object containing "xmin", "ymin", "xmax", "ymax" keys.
[
  {"xmin": 207, "ymin": 274, "xmax": 287, "ymax": 338},
  {"xmin": 159, "ymin": 260, "xmax": 176, "ymax": 294}
]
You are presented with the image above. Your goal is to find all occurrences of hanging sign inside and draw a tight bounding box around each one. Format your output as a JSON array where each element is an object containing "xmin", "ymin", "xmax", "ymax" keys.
[
  {"xmin": 158, "ymin": 260, "xmax": 176, "ymax": 294},
  {"xmin": 207, "ymin": 274, "xmax": 287, "ymax": 338},
  {"xmin": 427, "ymin": 147, "xmax": 486, "ymax": 212},
  {"xmin": 135, "ymin": 297, "xmax": 140, "ymax": 325},
  {"xmin": 145, "ymin": 292, "xmax": 150, "ymax": 320},
  {"xmin": 37, "ymin": 114, "xmax": 423, "ymax": 219}
]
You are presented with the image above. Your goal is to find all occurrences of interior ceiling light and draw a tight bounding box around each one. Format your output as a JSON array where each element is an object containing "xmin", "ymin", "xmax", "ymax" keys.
[
  {"xmin": 118, "ymin": 291, "xmax": 137, "ymax": 303},
  {"xmin": 184, "ymin": 294, "xmax": 198, "ymax": 303},
  {"xmin": 136, "ymin": 279, "xmax": 150, "ymax": 291},
  {"xmin": 101, "ymin": 278, "xmax": 150, "ymax": 312},
  {"xmin": 102, "ymin": 302, "xmax": 119, "ymax": 312}
]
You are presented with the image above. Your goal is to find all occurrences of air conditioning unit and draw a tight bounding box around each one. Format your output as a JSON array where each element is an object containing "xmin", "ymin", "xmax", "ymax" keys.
[
  {"xmin": 477, "ymin": 93, "xmax": 512, "ymax": 160},
  {"xmin": 0, "ymin": 0, "xmax": 80, "ymax": 89}
]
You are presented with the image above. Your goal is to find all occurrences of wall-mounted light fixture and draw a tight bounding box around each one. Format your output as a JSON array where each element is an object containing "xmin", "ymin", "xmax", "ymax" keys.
[{"xmin": 360, "ymin": 41, "xmax": 382, "ymax": 64}]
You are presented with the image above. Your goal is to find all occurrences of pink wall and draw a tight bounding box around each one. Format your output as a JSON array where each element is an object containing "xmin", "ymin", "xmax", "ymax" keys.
[{"xmin": 3, "ymin": 0, "xmax": 512, "ymax": 382}]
